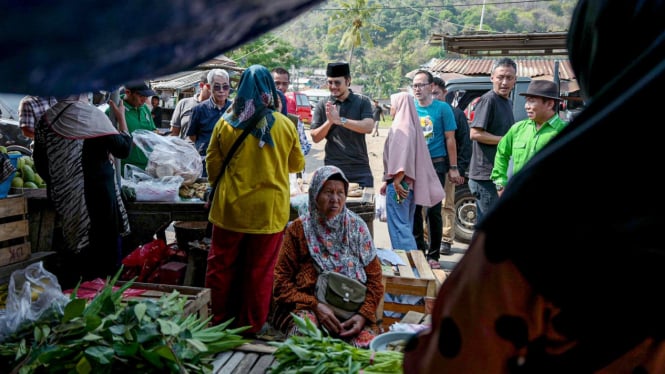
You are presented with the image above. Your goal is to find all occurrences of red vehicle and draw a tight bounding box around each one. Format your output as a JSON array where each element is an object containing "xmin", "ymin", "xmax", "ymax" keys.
[{"xmin": 284, "ymin": 91, "xmax": 312, "ymax": 125}]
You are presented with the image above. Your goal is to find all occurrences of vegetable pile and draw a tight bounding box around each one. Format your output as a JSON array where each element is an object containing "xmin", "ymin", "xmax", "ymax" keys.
[
  {"xmin": 269, "ymin": 315, "xmax": 403, "ymax": 374},
  {"xmin": 0, "ymin": 271, "xmax": 250, "ymax": 373}
]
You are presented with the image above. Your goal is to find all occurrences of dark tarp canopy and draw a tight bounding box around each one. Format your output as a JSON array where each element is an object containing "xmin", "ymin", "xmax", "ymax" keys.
[{"xmin": 0, "ymin": 0, "xmax": 323, "ymax": 96}]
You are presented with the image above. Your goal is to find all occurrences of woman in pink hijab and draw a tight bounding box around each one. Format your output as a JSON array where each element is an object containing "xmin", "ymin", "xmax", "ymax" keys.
[{"xmin": 380, "ymin": 92, "xmax": 444, "ymax": 252}]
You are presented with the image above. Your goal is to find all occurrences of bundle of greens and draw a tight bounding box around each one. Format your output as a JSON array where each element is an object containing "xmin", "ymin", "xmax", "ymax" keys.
[
  {"xmin": 0, "ymin": 270, "xmax": 250, "ymax": 373},
  {"xmin": 269, "ymin": 315, "xmax": 403, "ymax": 374}
]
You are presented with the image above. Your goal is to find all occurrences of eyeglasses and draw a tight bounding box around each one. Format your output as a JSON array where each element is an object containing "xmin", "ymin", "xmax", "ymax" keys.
[
  {"xmin": 212, "ymin": 83, "xmax": 231, "ymax": 92},
  {"xmin": 327, "ymin": 79, "xmax": 345, "ymax": 87},
  {"xmin": 412, "ymin": 83, "xmax": 431, "ymax": 90}
]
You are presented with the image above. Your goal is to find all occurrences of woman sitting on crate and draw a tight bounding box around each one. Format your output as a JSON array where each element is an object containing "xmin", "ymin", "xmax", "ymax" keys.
[{"xmin": 271, "ymin": 165, "xmax": 384, "ymax": 348}]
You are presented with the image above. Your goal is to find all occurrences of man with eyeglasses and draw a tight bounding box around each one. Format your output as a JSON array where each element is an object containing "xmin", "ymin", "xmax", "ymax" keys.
[
  {"xmin": 410, "ymin": 70, "xmax": 461, "ymax": 263},
  {"xmin": 169, "ymin": 70, "xmax": 211, "ymax": 138},
  {"xmin": 271, "ymin": 66, "xmax": 311, "ymax": 158},
  {"xmin": 187, "ymin": 68, "xmax": 233, "ymax": 177},
  {"xmin": 468, "ymin": 57, "xmax": 517, "ymax": 222},
  {"xmin": 107, "ymin": 82, "xmax": 157, "ymax": 174},
  {"xmin": 310, "ymin": 62, "xmax": 374, "ymax": 188}
]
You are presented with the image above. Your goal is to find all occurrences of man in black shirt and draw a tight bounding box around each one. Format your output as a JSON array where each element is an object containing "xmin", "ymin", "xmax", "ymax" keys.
[{"xmin": 310, "ymin": 62, "xmax": 374, "ymax": 187}]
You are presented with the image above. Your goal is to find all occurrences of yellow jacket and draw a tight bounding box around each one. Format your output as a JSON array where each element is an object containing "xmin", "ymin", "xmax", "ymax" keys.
[{"xmin": 206, "ymin": 112, "xmax": 305, "ymax": 233}]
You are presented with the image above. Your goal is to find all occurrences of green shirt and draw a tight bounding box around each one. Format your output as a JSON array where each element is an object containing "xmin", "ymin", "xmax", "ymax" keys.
[
  {"xmin": 106, "ymin": 98, "xmax": 156, "ymax": 174},
  {"xmin": 491, "ymin": 114, "xmax": 567, "ymax": 187}
]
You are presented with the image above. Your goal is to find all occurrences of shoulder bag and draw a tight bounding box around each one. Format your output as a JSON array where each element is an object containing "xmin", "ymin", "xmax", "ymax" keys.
[
  {"xmin": 315, "ymin": 270, "xmax": 368, "ymax": 320},
  {"xmin": 204, "ymin": 108, "xmax": 270, "ymax": 236}
]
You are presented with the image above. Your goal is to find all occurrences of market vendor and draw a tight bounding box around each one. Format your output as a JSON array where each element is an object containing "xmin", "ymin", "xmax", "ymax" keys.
[
  {"xmin": 105, "ymin": 82, "xmax": 157, "ymax": 174},
  {"xmin": 271, "ymin": 165, "xmax": 384, "ymax": 348}
]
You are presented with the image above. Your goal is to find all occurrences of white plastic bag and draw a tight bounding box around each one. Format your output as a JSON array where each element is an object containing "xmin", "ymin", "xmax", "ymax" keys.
[
  {"xmin": 0, "ymin": 262, "xmax": 69, "ymax": 342},
  {"xmin": 131, "ymin": 129, "xmax": 202, "ymax": 185},
  {"xmin": 123, "ymin": 164, "xmax": 184, "ymax": 202},
  {"xmin": 376, "ymin": 194, "xmax": 387, "ymax": 222}
]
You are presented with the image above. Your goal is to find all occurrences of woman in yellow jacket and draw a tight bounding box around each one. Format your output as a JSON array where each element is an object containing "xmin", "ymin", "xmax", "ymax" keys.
[{"xmin": 205, "ymin": 65, "xmax": 305, "ymax": 335}]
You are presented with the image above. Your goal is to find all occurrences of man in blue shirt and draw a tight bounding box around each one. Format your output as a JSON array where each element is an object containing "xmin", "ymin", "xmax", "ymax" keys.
[
  {"xmin": 411, "ymin": 70, "xmax": 462, "ymax": 261},
  {"xmin": 187, "ymin": 68, "xmax": 232, "ymax": 177}
]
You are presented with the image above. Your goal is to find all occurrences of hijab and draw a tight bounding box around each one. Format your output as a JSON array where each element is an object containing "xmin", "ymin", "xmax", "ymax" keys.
[
  {"xmin": 384, "ymin": 92, "xmax": 444, "ymax": 206},
  {"xmin": 301, "ymin": 165, "xmax": 376, "ymax": 283},
  {"xmin": 222, "ymin": 64, "xmax": 279, "ymax": 147}
]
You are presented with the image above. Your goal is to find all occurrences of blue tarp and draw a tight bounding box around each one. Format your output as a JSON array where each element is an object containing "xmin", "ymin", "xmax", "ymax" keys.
[{"xmin": 0, "ymin": 0, "xmax": 323, "ymax": 96}]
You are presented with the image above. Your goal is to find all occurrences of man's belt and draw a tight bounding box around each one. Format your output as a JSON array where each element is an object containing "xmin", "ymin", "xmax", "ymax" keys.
[{"xmin": 431, "ymin": 157, "xmax": 447, "ymax": 163}]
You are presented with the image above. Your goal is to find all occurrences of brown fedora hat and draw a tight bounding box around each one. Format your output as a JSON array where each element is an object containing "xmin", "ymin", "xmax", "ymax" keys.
[{"xmin": 519, "ymin": 80, "xmax": 561, "ymax": 101}]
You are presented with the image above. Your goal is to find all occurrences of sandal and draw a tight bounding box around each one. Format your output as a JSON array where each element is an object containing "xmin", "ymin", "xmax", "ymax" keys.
[{"xmin": 428, "ymin": 259, "xmax": 441, "ymax": 269}]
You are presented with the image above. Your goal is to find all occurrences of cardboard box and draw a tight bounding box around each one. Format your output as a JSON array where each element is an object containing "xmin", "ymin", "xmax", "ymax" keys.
[
  {"xmin": 377, "ymin": 250, "xmax": 438, "ymax": 328},
  {"xmin": 0, "ymin": 195, "xmax": 31, "ymax": 267}
]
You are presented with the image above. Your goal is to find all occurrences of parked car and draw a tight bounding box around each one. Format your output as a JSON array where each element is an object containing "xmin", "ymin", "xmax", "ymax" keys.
[
  {"xmin": 284, "ymin": 91, "xmax": 312, "ymax": 125},
  {"xmin": 0, "ymin": 93, "xmax": 32, "ymax": 150}
]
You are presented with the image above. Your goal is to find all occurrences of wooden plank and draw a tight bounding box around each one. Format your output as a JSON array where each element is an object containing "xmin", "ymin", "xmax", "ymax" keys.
[
  {"xmin": 116, "ymin": 281, "xmax": 210, "ymax": 318},
  {"xmin": 249, "ymin": 355, "xmax": 276, "ymax": 374},
  {"xmin": 212, "ymin": 351, "xmax": 233, "ymax": 373},
  {"xmin": 0, "ymin": 195, "xmax": 27, "ymax": 217},
  {"xmin": 231, "ymin": 352, "xmax": 259, "ymax": 374},
  {"xmin": 401, "ymin": 311, "xmax": 426, "ymax": 324},
  {"xmin": 218, "ymin": 351, "xmax": 245, "ymax": 374},
  {"xmin": 394, "ymin": 250, "xmax": 415, "ymax": 278},
  {"xmin": 235, "ymin": 343, "xmax": 277, "ymax": 354},
  {"xmin": 0, "ymin": 219, "xmax": 29, "ymax": 241},
  {"xmin": 0, "ymin": 251, "xmax": 55, "ymax": 284},
  {"xmin": 0, "ymin": 241, "xmax": 31, "ymax": 266},
  {"xmin": 382, "ymin": 302, "xmax": 425, "ymax": 314},
  {"xmin": 432, "ymin": 269, "xmax": 447, "ymax": 289},
  {"xmin": 409, "ymin": 251, "xmax": 435, "ymax": 280}
]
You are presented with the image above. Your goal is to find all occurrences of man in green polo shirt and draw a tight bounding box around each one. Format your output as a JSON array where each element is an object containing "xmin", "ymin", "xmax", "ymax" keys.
[
  {"xmin": 107, "ymin": 82, "xmax": 157, "ymax": 174},
  {"xmin": 491, "ymin": 80, "xmax": 568, "ymax": 195}
]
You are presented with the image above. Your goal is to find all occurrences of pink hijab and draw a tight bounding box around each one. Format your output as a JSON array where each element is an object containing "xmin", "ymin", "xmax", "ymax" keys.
[{"xmin": 383, "ymin": 92, "xmax": 444, "ymax": 207}]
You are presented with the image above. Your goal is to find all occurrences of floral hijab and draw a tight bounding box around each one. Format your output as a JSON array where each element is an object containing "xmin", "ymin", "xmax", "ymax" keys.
[
  {"xmin": 221, "ymin": 64, "xmax": 279, "ymax": 147},
  {"xmin": 302, "ymin": 165, "xmax": 376, "ymax": 283}
]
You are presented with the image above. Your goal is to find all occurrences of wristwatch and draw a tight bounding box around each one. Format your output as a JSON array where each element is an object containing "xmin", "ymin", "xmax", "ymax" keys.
[
  {"xmin": 340, "ymin": 117, "xmax": 347, "ymax": 126},
  {"xmin": 449, "ymin": 165, "xmax": 458, "ymax": 170}
]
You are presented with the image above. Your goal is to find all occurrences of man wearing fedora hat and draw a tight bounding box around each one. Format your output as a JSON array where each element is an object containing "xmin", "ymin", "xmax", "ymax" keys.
[
  {"xmin": 310, "ymin": 62, "xmax": 374, "ymax": 187},
  {"xmin": 491, "ymin": 79, "xmax": 568, "ymax": 194}
]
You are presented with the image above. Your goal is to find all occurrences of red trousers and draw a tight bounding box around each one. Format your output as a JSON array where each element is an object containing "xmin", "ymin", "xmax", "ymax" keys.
[{"xmin": 205, "ymin": 225, "xmax": 284, "ymax": 334}]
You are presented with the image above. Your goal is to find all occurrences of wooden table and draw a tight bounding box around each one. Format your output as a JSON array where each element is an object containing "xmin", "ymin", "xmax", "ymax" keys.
[
  {"xmin": 123, "ymin": 200, "xmax": 208, "ymax": 254},
  {"xmin": 212, "ymin": 341, "xmax": 278, "ymax": 374}
]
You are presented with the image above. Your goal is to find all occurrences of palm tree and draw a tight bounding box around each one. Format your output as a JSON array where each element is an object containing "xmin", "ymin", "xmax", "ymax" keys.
[{"xmin": 328, "ymin": 0, "xmax": 385, "ymax": 64}]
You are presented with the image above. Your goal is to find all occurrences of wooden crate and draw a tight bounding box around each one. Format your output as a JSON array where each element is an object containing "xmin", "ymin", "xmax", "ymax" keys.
[
  {"xmin": 0, "ymin": 195, "xmax": 31, "ymax": 267},
  {"xmin": 116, "ymin": 281, "xmax": 211, "ymax": 319},
  {"xmin": 377, "ymin": 250, "xmax": 443, "ymax": 328}
]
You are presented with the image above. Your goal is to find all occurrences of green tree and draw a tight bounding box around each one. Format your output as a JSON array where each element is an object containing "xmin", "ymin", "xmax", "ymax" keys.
[
  {"xmin": 227, "ymin": 34, "xmax": 299, "ymax": 69},
  {"xmin": 328, "ymin": 0, "xmax": 386, "ymax": 64}
]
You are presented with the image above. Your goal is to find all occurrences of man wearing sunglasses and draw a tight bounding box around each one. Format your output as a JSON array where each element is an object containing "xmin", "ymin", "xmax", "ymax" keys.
[
  {"xmin": 169, "ymin": 70, "xmax": 211, "ymax": 138},
  {"xmin": 187, "ymin": 68, "xmax": 233, "ymax": 177},
  {"xmin": 310, "ymin": 62, "xmax": 374, "ymax": 188}
]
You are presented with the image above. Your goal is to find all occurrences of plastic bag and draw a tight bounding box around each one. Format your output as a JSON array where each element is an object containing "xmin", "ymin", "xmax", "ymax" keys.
[
  {"xmin": 122, "ymin": 164, "xmax": 184, "ymax": 202},
  {"xmin": 0, "ymin": 262, "xmax": 70, "ymax": 342},
  {"xmin": 376, "ymin": 194, "xmax": 387, "ymax": 222},
  {"xmin": 131, "ymin": 129, "xmax": 202, "ymax": 185},
  {"xmin": 121, "ymin": 239, "xmax": 172, "ymax": 282}
]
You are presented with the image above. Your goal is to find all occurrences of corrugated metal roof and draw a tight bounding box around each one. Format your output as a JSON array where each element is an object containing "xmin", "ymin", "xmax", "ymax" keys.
[
  {"xmin": 426, "ymin": 58, "xmax": 574, "ymax": 80},
  {"xmin": 151, "ymin": 71, "xmax": 204, "ymax": 90}
]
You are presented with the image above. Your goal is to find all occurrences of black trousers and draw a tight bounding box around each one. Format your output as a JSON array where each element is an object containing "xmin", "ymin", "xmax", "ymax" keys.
[{"xmin": 412, "ymin": 159, "xmax": 447, "ymax": 260}]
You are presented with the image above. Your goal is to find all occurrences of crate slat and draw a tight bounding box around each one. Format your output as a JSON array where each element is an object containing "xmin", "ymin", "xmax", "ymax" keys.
[
  {"xmin": 0, "ymin": 196, "xmax": 31, "ymax": 267},
  {"xmin": 116, "ymin": 281, "xmax": 210, "ymax": 319}
]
